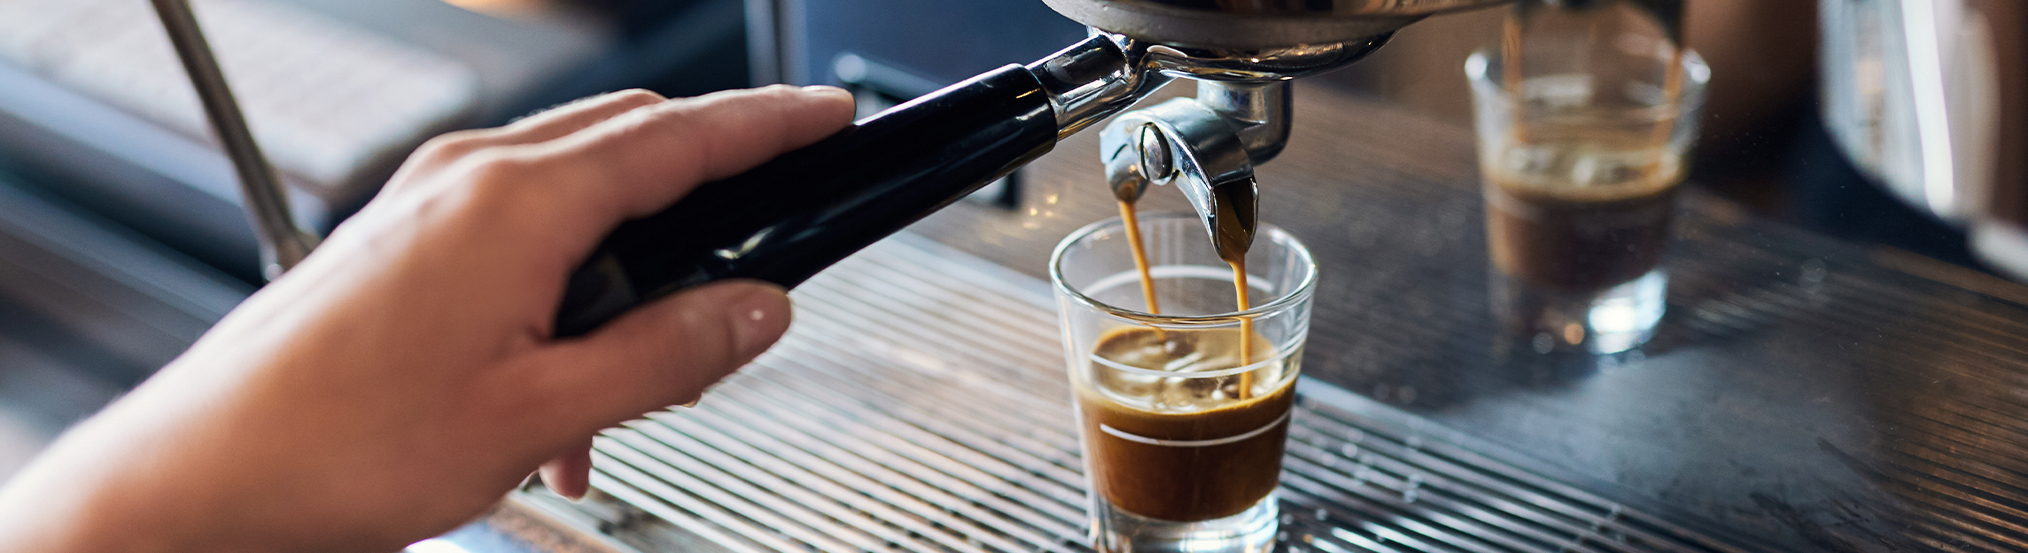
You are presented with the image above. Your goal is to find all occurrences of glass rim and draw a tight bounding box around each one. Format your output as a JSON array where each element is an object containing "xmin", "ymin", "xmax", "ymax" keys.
[
  {"xmin": 1463, "ymin": 48, "xmax": 1712, "ymax": 117},
  {"xmin": 1049, "ymin": 212, "xmax": 1319, "ymax": 325}
]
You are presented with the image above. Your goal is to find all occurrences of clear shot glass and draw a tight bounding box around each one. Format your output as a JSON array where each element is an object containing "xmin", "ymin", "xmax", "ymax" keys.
[
  {"xmin": 1050, "ymin": 213, "xmax": 1317, "ymax": 553},
  {"xmin": 1466, "ymin": 2, "xmax": 1710, "ymax": 353}
]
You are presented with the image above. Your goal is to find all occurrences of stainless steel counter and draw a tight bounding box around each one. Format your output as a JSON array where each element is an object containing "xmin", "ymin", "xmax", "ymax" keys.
[
  {"xmin": 912, "ymin": 84, "xmax": 2028, "ymax": 550},
  {"xmin": 3, "ymin": 79, "xmax": 2022, "ymax": 550},
  {"xmin": 470, "ymin": 234, "xmax": 1760, "ymax": 553}
]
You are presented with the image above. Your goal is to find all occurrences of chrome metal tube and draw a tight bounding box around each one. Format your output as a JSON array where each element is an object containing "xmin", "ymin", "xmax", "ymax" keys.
[
  {"xmin": 150, "ymin": 0, "xmax": 317, "ymax": 280},
  {"xmin": 1027, "ymin": 34, "xmax": 1174, "ymax": 138}
]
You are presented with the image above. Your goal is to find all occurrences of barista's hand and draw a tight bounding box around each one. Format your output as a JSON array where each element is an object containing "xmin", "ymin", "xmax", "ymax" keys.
[{"xmin": 0, "ymin": 85, "xmax": 856, "ymax": 553}]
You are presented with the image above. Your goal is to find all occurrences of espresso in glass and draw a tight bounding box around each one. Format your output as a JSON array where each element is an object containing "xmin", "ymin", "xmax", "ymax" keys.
[
  {"xmin": 1052, "ymin": 214, "xmax": 1315, "ymax": 552},
  {"xmin": 1076, "ymin": 326, "xmax": 1297, "ymax": 521},
  {"xmin": 1467, "ymin": 12, "xmax": 1707, "ymax": 352},
  {"xmin": 1484, "ymin": 125, "xmax": 1684, "ymax": 292}
]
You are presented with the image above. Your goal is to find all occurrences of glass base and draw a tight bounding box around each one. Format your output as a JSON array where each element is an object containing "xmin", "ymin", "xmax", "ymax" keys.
[
  {"xmin": 1091, "ymin": 494, "xmax": 1278, "ymax": 553},
  {"xmin": 1492, "ymin": 268, "xmax": 1666, "ymax": 354}
]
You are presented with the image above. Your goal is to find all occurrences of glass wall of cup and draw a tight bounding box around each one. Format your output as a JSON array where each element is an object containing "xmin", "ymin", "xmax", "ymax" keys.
[
  {"xmin": 1050, "ymin": 213, "xmax": 1318, "ymax": 553},
  {"xmin": 1466, "ymin": 1, "xmax": 1710, "ymax": 353}
]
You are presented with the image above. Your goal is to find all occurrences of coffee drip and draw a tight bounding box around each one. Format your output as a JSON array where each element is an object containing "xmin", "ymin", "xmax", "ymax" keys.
[{"xmin": 1212, "ymin": 178, "xmax": 1260, "ymax": 392}]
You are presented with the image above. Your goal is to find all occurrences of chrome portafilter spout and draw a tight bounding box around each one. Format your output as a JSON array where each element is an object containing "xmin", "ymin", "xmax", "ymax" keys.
[
  {"xmin": 1101, "ymin": 82, "xmax": 1284, "ymax": 263},
  {"xmin": 1080, "ymin": 36, "xmax": 1388, "ymax": 261}
]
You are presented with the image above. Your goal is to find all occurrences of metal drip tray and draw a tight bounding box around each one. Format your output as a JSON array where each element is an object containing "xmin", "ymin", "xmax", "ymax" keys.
[{"xmin": 500, "ymin": 234, "xmax": 1762, "ymax": 552}]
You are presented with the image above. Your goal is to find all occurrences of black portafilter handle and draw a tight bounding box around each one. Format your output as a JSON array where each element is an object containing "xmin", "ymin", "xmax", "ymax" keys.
[{"xmin": 552, "ymin": 65, "xmax": 1060, "ymax": 337}]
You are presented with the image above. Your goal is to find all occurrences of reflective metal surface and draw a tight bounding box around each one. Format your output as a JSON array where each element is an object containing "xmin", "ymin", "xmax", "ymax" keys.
[
  {"xmin": 1128, "ymin": 35, "xmax": 1397, "ymax": 82},
  {"xmin": 1196, "ymin": 81, "xmax": 1292, "ymax": 163},
  {"xmin": 0, "ymin": 175, "xmax": 248, "ymax": 481},
  {"xmin": 500, "ymin": 83, "xmax": 2028, "ymax": 551},
  {"xmin": 1029, "ymin": 27, "xmax": 1382, "ymax": 260},
  {"xmin": 1043, "ymin": 0, "xmax": 1514, "ymax": 48},
  {"xmin": 1029, "ymin": 35, "xmax": 1173, "ymax": 139},
  {"xmin": 910, "ymin": 84, "xmax": 2028, "ymax": 550},
  {"xmin": 1820, "ymin": 0, "xmax": 2028, "ymax": 279},
  {"xmin": 1029, "ymin": 30, "xmax": 1388, "ymax": 141},
  {"xmin": 1102, "ymin": 95, "xmax": 1262, "ymax": 259},
  {"xmin": 1057, "ymin": 0, "xmax": 1519, "ymax": 16}
]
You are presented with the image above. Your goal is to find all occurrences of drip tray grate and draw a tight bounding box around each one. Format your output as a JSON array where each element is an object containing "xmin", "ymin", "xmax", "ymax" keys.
[{"xmin": 526, "ymin": 235, "xmax": 1757, "ymax": 553}]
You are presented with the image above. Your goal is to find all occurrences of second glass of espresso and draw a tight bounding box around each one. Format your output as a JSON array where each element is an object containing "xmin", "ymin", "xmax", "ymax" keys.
[
  {"xmin": 1051, "ymin": 213, "xmax": 1317, "ymax": 553},
  {"xmin": 1467, "ymin": 1, "xmax": 1710, "ymax": 353}
]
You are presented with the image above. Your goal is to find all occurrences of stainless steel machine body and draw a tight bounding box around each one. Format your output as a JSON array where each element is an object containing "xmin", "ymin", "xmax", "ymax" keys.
[
  {"xmin": 1040, "ymin": 0, "xmax": 1515, "ymax": 48},
  {"xmin": 1819, "ymin": 0, "xmax": 2028, "ymax": 279}
]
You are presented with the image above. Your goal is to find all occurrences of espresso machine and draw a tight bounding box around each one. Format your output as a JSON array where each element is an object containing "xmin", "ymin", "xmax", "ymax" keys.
[{"xmin": 135, "ymin": 0, "xmax": 2028, "ymax": 551}]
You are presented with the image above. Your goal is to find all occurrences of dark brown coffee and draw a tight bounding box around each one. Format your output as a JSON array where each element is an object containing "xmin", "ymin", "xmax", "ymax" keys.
[
  {"xmin": 1484, "ymin": 131, "xmax": 1683, "ymax": 291},
  {"xmin": 1491, "ymin": 13, "xmax": 1688, "ymax": 293},
  {"xmin": 1211, "ymin": 179, "xmax": 1259, "ymax": 392},
  {"xmin": 1076, "ymin": 327, "xmax": 1296, "ymax": 522}
]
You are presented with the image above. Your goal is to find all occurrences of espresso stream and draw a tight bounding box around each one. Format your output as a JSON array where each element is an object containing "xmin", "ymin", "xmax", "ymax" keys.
[
  {"xmin": 1114, "ymin": 199, "xmax": 1258, "ymax": 391},
  {"xmin": 1086, "ymin": 203, "xmax": 1278, "ymax": 522},
  {"xmin": 1118, "ymin": 201, "xmax": 1162, "ymax": 316}
]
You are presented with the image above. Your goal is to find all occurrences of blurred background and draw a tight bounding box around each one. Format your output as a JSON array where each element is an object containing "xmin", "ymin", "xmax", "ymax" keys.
[{"xmin": 0, "ymin": 0, "xmax": 1994, "ymax": 488}]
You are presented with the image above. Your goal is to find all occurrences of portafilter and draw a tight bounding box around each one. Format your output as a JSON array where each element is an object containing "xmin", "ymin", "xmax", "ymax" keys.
[{"xmin": 552, "ymin": 0, "xmax": 1521, "ymax": 335}]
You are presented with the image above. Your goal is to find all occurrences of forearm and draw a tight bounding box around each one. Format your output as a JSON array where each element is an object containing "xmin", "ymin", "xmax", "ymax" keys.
[
  {"xmin": 0, "ymin": 85, "xmax": 842, "ymax": 553},
  {"xmin": 0, "ymin": 379, "xmax": 317, "ymax": 553},
  {"xmin": 0, "ymin": 412, "xmax": 217, "ymax": 553}
]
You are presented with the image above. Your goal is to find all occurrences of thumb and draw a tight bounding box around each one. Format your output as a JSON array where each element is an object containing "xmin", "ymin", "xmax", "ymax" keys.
[{"xmin": 529, "ymin": 280, "xmax": 792, "ymax": 431}]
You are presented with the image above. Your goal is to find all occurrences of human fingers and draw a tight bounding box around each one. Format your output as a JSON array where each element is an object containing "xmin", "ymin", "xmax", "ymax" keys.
[
  {"xmin": 516, "ymin": 280, "xmax": 791, "ymax": 436},
  {"xmin": 513, "ymin": 85, "xmax": 856, "ymax": 247},
  {"xmin": 384, "ymin": 90, "xmax": 669, "ymax": 192},
  {"xmin": 503, "ymin": 90, "xmax": 669, "ymax": 143},
  {"xmin": 538, "ymin": 439, "xmax": 594, "ymax": 501}
]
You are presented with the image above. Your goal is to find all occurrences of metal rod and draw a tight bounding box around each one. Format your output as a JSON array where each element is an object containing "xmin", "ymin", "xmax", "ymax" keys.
[{"xmin": 149, "ymin": 0, "xmax": 317, "ymax": 280}]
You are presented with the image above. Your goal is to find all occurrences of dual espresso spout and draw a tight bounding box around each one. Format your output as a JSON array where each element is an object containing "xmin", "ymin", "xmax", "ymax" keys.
[
  {"xmin": 1036, "ymin": 31, "xmax": 1299, "ymax": 269},
  {"xmin": 1101, "ymin": 80, "xmax": 1291, "ymax": 265}
]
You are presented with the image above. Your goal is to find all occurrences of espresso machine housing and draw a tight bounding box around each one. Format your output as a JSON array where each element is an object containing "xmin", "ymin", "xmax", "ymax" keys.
[
  {"xmin": 155, "ymin": 0, "xmax": 2028, "ymax": 329},
  {"xmin": 1819, "ymin": 0, "xmax": 2028, "ymax": 280},
  {"xmin": 559, "ymin": 0, "xmax": 2025, "ymax": 331}
]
